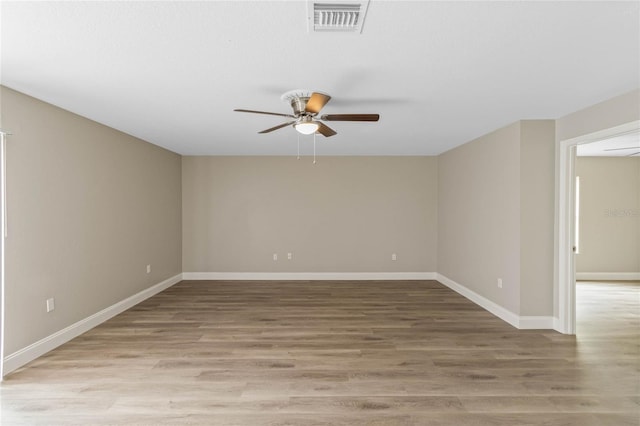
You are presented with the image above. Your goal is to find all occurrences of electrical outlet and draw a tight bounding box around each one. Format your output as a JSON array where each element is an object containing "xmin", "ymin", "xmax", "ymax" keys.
[
  {"xmin": 46, "ymin": 298, "xmax": 55, "ymax": 313},
  {"xmin": 146, "ymin": 264, "xmax": 151, "ymax": 274},
  {"xmin": 497, "ymin": 278, "xmax": 503, "ymax": 288},
  {"xmin": 391, "ymin": 253, "xmax": 397, "ymax": 261},
  {"xmin": 273, "ymin": 253, "xmax": 278, "ymax": 261},
  {"xmin": 287, "ymin": 252, "xmax": 292, "ymax": 260}
]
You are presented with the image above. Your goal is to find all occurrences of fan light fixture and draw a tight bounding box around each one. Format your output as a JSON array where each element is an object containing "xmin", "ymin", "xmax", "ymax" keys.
[
  {"xmin": 294, "ymin": 116, "xmax": 319, "ymax": 135},
  {"xmin": 295, "ymin": 121, "xmax": 319, "ymax": 135}
]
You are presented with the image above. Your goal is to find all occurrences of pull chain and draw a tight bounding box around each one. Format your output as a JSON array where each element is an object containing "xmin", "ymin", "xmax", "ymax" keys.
[
  {"xmin": 313, "ymin": 132, "xmax": 316, "ymax": 164},
  {"xmin": 297, "ymin": 133, "xmax": 300, "ymax": 160}
]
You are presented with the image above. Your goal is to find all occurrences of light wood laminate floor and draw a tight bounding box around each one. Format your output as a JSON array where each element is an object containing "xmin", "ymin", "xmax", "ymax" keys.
[{"xmin": 1, "ymin": 280, "xmax": 638, "ymax": 425}]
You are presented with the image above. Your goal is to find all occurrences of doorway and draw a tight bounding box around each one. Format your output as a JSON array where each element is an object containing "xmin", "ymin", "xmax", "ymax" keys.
[
  {"xmin": 556, "ymin": 121, "xmax": 640, "ymax": 334},
  {"xmin": 575, "ymin": 131, "xmax": 640, "ymax": 335}
]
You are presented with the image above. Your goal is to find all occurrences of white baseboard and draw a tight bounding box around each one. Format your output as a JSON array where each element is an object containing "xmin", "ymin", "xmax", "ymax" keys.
[
  {"xmin": 3, "ymin": 273, "xmax": 183, "ymax": 376},
  {"xmin": 435, "ymin": 273, "xmax": 520, "ymax": 328},
  {"xmin": 553, "ymin": 317, "xmax": 563, "ymax": 333},
  {"xmin": 435, "ymin": 273, "xmax": 555, "ymax": 330},
  {"xmin": 576, "ymin": 272, "xmax": 640, "ymax": 281},
  {"xmin": 518, "ymin": 316, "xmax": 556, "ymax": 330},
  {"xmin": 182, "ymin": 272, "xmax": 436, "ymax": 281}
]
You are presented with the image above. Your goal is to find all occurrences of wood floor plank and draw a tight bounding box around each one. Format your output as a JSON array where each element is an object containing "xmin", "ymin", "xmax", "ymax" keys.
[{"xmin": 1, "ymin": 279, "xmax": 638, "ymax": 425}]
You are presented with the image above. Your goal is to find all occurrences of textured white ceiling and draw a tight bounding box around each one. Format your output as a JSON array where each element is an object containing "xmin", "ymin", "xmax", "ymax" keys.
[{"xmin": 2, "ymin": 1, "xmax": 639, "ymax": 156}]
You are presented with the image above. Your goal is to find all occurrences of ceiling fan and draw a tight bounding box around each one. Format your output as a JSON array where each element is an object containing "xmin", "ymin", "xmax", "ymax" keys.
[{"xmin": 234, "ymin": 90, "xmax": 380, "ymax": 137}]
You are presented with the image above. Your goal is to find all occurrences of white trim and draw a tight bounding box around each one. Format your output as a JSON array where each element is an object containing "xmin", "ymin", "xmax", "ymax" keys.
[
  {"xmin": 182, "ymin": 272, "xmax": 436, "ymax": 281},
  {"xmin": 556, "ymin": 140, "xmax": 577, "ymax": 334},
  {"xmin": 436, "ymin": 273, "xmax": 520, "ymax": 328},
  {"xmin": 576, "ymin": 272, "xmax": 640, "ymax": 281},
  {"xmin": 518, "ymin": 316, "xmax": 555, "ymax": 329},
  {"xmin": 3, "ymin": 273, "xmax": 182, "ymax": 375},
  {"xmin": 0, "ymin": 132, "xmax": 6, "ymax": 380},
  {"xmin": 436, "ymin": 274, "xmax": 554, "ymax": 330},
  {"xmin": 555, "ymin": 120, "xmax": 640, "ymax": 335}
]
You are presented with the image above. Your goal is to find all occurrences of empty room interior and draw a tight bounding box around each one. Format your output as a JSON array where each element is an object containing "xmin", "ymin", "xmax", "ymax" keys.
[{"xmin": 0, "ymin": 1, "xmax": 639, "ymax": 425}]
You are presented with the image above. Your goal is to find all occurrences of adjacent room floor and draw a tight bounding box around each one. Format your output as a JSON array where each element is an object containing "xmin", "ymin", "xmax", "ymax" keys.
[{"xmin": 1, "ymin": 280, "xmax": 638, "ymax": 425}]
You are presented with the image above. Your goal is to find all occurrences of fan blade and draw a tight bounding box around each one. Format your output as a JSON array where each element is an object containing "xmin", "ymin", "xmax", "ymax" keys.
[
  {"xmin": 234, "ymin": 109, "xmax": 295, "ymax": 118},
  {"xmin": 320, "ymin": 114, "xmax": 380, "ymax": 122},
  {"xmin": 258, "ymin": 121, "xmax": 296, "ymax": 134},
  {"xmin": 604, "ymin": 146, "xmax": 640, "ymax": 151},
  {"xmin": 305, "ymin": 93, "xmax": 331, "ymax": 114},
  {"xmin": 317, "ymin": 122, "xmax": 337, "ymax": 137},
  {"xmin": 627, "ymin": 151, "xmax": 640, "ymax": 156}
]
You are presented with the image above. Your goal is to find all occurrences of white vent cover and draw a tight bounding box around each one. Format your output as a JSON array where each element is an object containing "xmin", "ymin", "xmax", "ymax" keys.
[{"xmin": 307, "ymin": 1, "xmax": 370, "ymax": 33}]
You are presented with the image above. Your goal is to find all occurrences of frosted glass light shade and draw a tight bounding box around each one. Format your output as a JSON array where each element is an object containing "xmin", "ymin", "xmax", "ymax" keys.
[{"xmin": 295, "ymin": 122, "xmax": 319, "ymax": 135}]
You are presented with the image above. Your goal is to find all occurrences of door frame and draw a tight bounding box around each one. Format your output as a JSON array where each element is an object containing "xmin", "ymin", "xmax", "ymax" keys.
[
  {"xmin": 0, "ymin": 130, "xmax": 7, "ymax": 379},
  {"xmin": 555, "ymin": 120, "xmax": 640, "ymax": 334}
]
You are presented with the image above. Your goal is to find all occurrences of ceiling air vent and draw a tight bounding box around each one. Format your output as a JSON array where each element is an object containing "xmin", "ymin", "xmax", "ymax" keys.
[{"xmin": 307, "ymin": 1, "xmax": 370, "ymax": 33}]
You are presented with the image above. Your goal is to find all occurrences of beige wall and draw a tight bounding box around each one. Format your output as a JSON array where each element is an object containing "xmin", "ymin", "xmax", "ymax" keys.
[
  {"xmin": 1, "ymin": 86, "xmax": 182, "ymax": 354},
  {"xmin": 576, "ymin": 157, "xmax": 640, "ymax": 273},
  {"xmin": 438, "ymin": 122, "xmax": 522, "ymax": 313},
  {"xmin": 556, "ymin": 89, "xmax": 640, "ymax": 142},
  {"xmin": 438, "ymin": 120, "xmax": 555, "ymax": 316},
  {"xmin": 183, "ymin": 156, "xmax": 437, "ymax": 273},
  {"xmin": 519, "ymin": 121, "xmax": 556, "ymax": 316}
]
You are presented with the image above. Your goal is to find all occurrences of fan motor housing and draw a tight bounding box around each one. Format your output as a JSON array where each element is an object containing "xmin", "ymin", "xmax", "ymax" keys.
[
  {"xmin": 281, "ymin": 89, "xmax": 327, "ymax": 116},
  {"xmin": 290, "ymin": 96, "xmax": 311, "ymax": 116}
]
